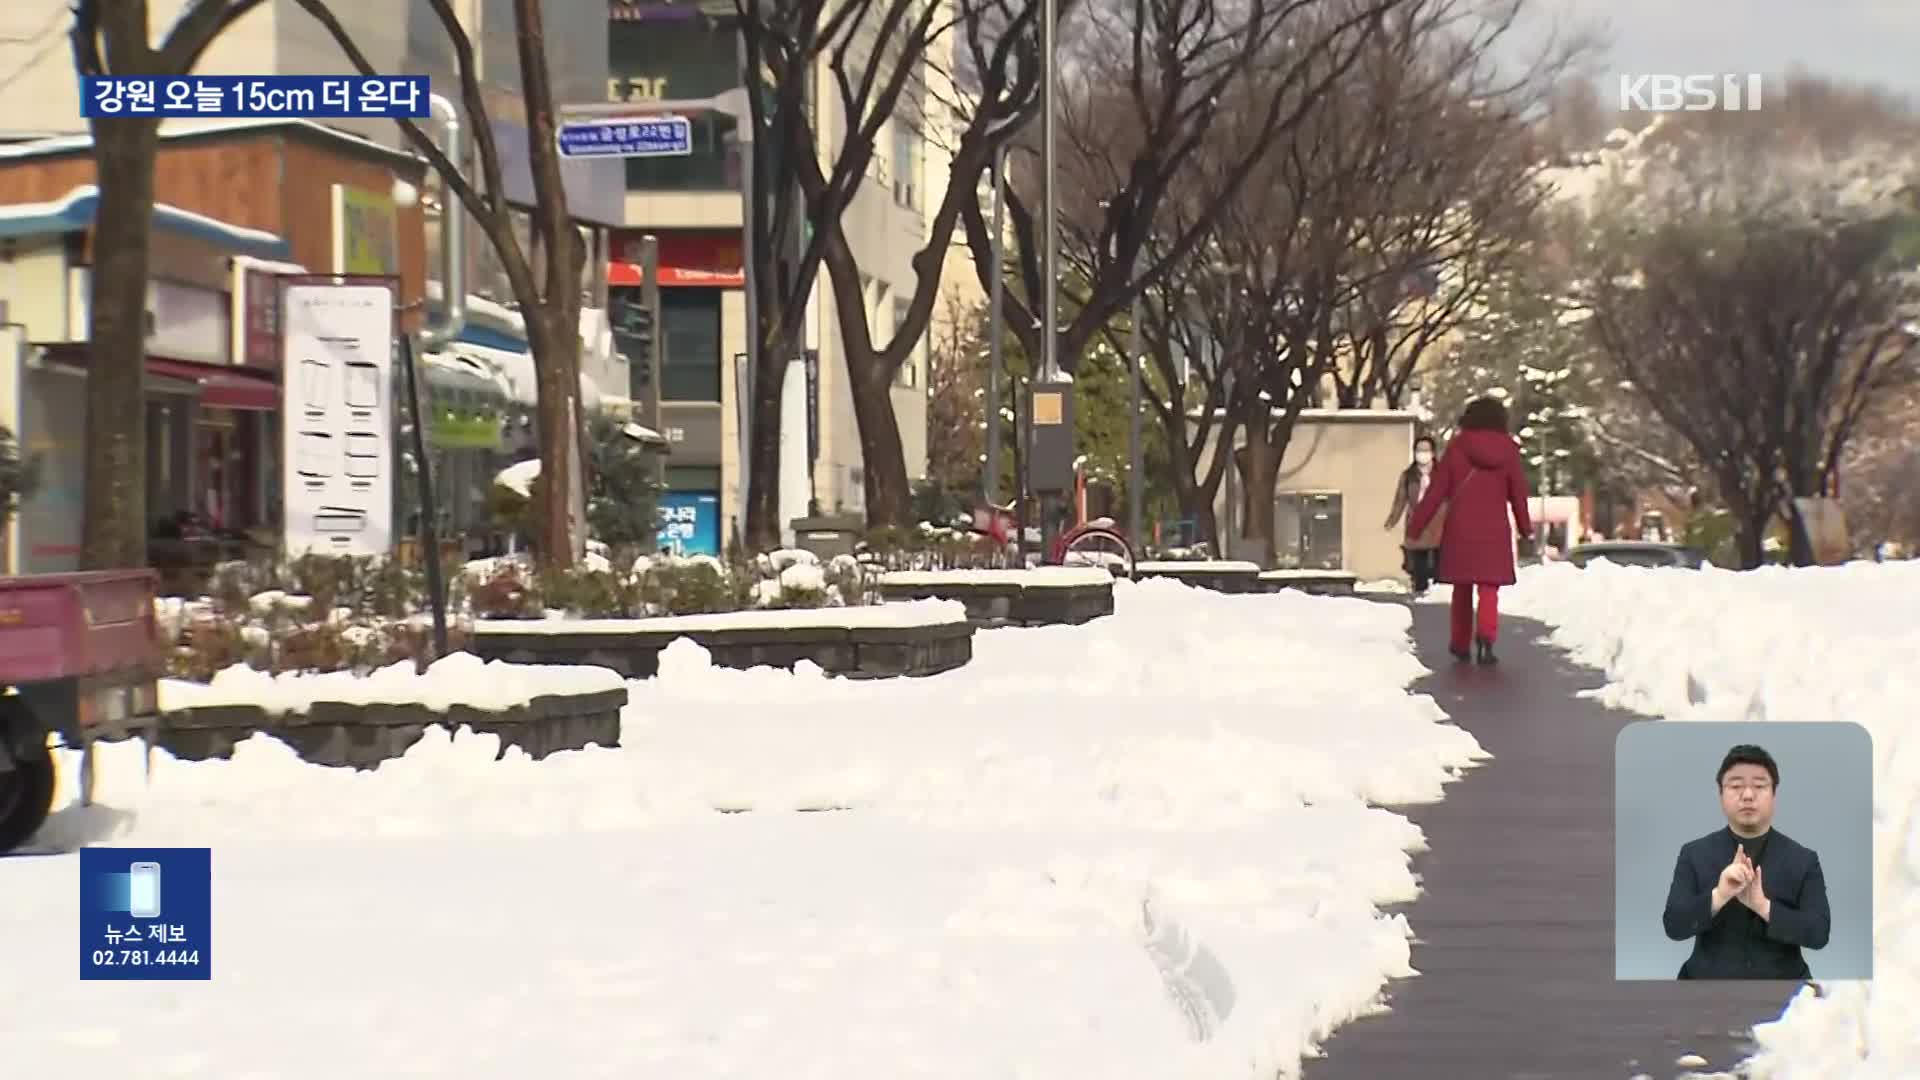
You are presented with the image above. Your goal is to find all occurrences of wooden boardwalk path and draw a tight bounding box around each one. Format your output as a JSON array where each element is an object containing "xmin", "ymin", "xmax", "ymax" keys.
[{"xmin": 1300, "ymin": 607, "xmax": 1796, "ymax": 1080}]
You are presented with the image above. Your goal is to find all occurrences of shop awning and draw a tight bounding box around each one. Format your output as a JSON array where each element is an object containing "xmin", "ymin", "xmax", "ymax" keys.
[{"xmin": 145, "ymin": 357, "xmax": 279, "ymax": 411}]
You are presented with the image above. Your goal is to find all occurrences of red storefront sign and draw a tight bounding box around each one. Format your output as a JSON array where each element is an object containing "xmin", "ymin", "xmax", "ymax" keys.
[{"xmin": 608, "ymin": 230, "xmax": 744, "ymax": 288}]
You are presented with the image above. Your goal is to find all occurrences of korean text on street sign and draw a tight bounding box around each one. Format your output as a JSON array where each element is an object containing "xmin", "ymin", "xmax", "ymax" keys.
[
  {"xmin": 556, "ymin": 116, "xmax": 693, "ymax": 159},
  {"xmin": 82, "ymin": 75, "xmax": 429, "ymax": 119}
]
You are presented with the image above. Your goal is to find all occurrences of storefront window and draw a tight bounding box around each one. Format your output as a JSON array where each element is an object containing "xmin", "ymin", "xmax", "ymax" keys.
[
  {"xmin": 625, "ymin": 112, "xmax": 738, "ymax": 191},
  {"xmin": 661, "ymin": 289, "xmax": 722, "ymax": 402}
]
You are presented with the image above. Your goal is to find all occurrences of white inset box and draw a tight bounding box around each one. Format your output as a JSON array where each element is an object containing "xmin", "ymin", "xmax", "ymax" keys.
[
  {"xmin": 343, "ymin": 433, "xmax": 381, "ymax": 479},
  {"xmin": 344, "ymin": 361, "xmax": 381, "ymax": 410},
  {"xmin": 296, "ymin": 431, "xmax": 334, "ymax": 477}
]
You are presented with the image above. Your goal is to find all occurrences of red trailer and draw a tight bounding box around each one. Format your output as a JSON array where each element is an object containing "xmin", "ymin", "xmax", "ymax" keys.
[{"xmin": 0, "ymin": 569, "xmax": 163, "ymax": 853}]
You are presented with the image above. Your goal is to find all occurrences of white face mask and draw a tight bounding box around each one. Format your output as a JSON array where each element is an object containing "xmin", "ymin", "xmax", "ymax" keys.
[{"xmin": 1414, "ymin": 450, "xmax": 1434, "ymax": 466}]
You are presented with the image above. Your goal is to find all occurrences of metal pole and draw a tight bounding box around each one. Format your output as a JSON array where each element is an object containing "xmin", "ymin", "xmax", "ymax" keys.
[
  {"xmin": 1220, "ymin": 369, "xmax": 1234, "ymax": 558},
  {"xmin": 985, "ymin": 144, "xmax": 1005, "ymax": 504},
  {"xmin": 1013, "ymin": 379, "xmax": 1028, "ymax": 565},
  {"xmin": 399, "ymin": 333, "xmax": 448, "ymax": 663},
  {"xmin": 1039, "ymin": 0, "xmax": 1058, "ymax": 383},
  {"xmin": 640, "ymin": 234, "xmax": 665, "ymax": 488},
  {"xmin": 1127, "ymin": 280, "xmax": 1142, "ymax": 544},
  {"xmin": 736, "ymin": 38, "xmax": 757, "ymax": 543}
]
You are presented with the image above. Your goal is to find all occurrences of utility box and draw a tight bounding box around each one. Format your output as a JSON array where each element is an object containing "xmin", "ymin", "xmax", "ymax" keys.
[
  {"xmin": 1027, "ymin": 380, "xmax": 1076, "ymax": 495},
  {"xmin": 790, "ymin": 514, "xmax": 866, "ymax": 561}
]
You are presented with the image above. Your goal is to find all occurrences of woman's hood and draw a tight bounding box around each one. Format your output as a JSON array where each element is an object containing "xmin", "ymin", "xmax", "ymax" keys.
[{"xmin": 1455, "ymin": 428, "xmax": 1521, "ymax": 470}]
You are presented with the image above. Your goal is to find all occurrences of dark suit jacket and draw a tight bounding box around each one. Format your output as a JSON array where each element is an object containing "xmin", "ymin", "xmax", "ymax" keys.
[{"xmin": 1662, "ymin": 826, "xmax": 1830, "ymax": 980}]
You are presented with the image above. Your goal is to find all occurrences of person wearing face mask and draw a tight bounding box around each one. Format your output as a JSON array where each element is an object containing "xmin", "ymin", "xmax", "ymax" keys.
[{"xmin": 1383, "ymin": 435, "xmax": 1441, "ymax": 595}]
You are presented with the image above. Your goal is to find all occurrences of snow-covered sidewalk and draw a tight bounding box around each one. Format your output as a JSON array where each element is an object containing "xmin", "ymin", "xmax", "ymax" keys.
[
  {"xmin": 1506, "ymin": 559, "xmax": 1920, "ymax": 1079},
  {"xmin": 1, "ymin": 579, "xmax": 1484, "ymax": 1079}
]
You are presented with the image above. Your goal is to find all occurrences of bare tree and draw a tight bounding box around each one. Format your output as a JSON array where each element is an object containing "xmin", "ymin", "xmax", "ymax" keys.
[
  {"xmin": 69, "ymin": 0, "xmax": 272, "ymax": 568},
  {"xmin": 1324, "ymin": 0, "xmax": 1577, "ymax": 411},
  {"xmin": 1112, "ymin": 237, "xmax": 1235, "ymax": 543},
  {"xmin": 924, "ymin": 294, "xmax": 990, "ymax": 498},
  {"xmin": 729, "ymin": 0, "xmax": 1050, "ymax": 532},
  {"xmin": 1584, "ymin": 211, "xmax": 1918, "ymax": 568},
  {"xmin": 1203, "ymin": 0, "xmax": 1552, "ymax": 560},
  {"xmin": 1838, "ymin": 381, "xmax": 1920, "ymax": 554},
  {"xmin": 963, "ymin": 0, "xmax": 1401, "ymax": 398},
  {"xmin": 294, "ymin": 0, "xmax": 589, "ymax": 572}
]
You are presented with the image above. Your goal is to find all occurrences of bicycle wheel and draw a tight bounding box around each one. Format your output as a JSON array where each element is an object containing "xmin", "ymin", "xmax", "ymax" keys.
[{"xmin": 1058, "ymin": 527, "xmax": 1135, "ymax": 578}]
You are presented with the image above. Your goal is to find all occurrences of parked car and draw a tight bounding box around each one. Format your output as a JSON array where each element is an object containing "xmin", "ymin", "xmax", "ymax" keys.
[
  {"xmin": 0, "ymin": 569, "xmax": 163, "ymax": 853},
  {"xmin": 1564, "ymin": 541, "xmax": 1711, "ymax": 569}
]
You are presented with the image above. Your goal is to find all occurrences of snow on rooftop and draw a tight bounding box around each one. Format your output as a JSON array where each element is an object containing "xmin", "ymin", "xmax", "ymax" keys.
[
  {"xmin": 10, "ymin": 577, "xmax": 1485, "ymax": 1079},
  {"xmin": 0, "ymin": 185, "xmax": 285, "ymax": 251}
]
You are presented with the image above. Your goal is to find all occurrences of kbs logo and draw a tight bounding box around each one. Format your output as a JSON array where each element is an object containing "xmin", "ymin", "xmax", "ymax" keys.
[{"xmin": 1618, "ymin": 74, "xmax": 1764, "ymax": 113}]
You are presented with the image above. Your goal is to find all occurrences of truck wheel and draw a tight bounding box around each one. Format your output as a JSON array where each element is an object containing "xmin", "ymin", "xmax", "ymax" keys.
[{"xmin": 0, "ymin": 739, "xmax": 57, "ymax": 855}]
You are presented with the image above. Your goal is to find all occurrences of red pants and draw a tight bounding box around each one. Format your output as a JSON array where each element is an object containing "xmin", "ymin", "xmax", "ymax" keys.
[{"xmin": 1449, "ymin": 584, "xmax": 1500, "ymax": 650}]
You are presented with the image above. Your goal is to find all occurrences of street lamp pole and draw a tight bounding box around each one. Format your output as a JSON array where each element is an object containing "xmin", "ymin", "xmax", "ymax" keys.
[
  {"xmin": 1127, "ymin": 255, "xmax": 1143, "ymax": 545},
  {"xmin": 1039, "ymin": 0, "xmax": 1058, "ymax": 383},
  {"xmin": 986, "ymin": 144, "xmax": 1006, "ymax": 504}
]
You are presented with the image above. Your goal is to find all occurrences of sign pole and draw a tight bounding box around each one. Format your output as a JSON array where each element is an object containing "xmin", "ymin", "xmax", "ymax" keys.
[{"xmin": 399, "ymin": 331, "xmax": 449, "ymax": 662}]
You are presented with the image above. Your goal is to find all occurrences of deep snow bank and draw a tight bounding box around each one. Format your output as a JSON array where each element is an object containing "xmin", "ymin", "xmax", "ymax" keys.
[
  {"xmin": 11, "ymin": 578, "xmax": 1486, "ymax": 1080},
  {"xmin": 1506, "ymin": 559, "xmax": 1920, "ymax": 1079}
]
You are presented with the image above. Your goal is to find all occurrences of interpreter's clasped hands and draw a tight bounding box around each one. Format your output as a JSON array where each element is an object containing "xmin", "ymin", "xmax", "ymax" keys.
[{"xmin": 1717, "ymin": 844, "xmax": 1771, "ymax": 920}]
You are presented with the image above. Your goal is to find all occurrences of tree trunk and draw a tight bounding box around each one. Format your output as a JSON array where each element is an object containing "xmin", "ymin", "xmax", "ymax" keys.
[
  {"xmin": 526, "ymin": 310, "xmax": 581, "ymax": 573},
  {"xmin": 1728, "ymin": 493, "xmax": 1769, "ymax": 571},
  {"xmin": 1163, "ymin": 441, "xmax": 1219, "ymax": 547},
  {"xmin": 1233, "ymin": 423, "xmax": 1280, "ymax": 567},
  {"xmin": 80, "ymin": 117, "xmax": 162, "ymax": 570},
  {"xmin": 1783, "ymin": 498, "xmax": 1816, "ymax": 567},
  {"xmin": 742, "ymin": 321, "xmax": 788, "ymax": 552},
  {"xmin": 846, "ymin": 350, "xmax": 912, "ymax": 528}
]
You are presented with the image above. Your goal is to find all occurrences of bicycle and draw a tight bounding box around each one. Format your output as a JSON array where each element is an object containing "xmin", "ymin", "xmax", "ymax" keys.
[{"xmin": 967, "ymin": 500, "xmax": 1137, "ymax": 578}]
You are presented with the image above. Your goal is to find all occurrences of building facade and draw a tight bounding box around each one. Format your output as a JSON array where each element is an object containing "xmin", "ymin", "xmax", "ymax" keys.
[
  {"xmin": 0, "ymin": 122, "xmax": 433, "ymax": 573},
  {"xmin": 0, "ymin": 1, "xmax": 635, "ymax": 572},
  {"xmin": 1196, "ymin": 409, "xmax": 1419, "ymax": 580}
]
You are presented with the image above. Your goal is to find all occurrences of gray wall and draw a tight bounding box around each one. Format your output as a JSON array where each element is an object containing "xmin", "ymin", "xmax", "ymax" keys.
[{"xmin": 1614, "ymin": 720, "xmax": 1874, "ymax": 980}]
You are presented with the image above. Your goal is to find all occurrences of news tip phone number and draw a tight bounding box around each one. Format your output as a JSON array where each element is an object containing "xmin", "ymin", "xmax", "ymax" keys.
[
  {"xmin": 89, "ymin": 949, "xmax": 202, "ymax": 967},
  {"xmin": 82, "ymin": 76, "xmax": 430, "ymax": 119}
]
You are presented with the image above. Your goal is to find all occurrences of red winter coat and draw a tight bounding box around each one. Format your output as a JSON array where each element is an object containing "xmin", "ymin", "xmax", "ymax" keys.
[{"xmin": 1408, "ymin": 428, "xmax": 1535, "ymax": 587}]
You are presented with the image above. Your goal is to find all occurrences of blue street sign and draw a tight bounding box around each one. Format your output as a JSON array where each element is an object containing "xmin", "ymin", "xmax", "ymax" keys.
[{"xmin": 556, "ymin": 116, "xmax": 693, "ymax": 159}]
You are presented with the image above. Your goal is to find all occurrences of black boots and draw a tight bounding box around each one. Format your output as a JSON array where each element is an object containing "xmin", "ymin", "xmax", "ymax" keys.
[{"xmin": 1450, "ymin": 639, "xmax": 1498, "ymax": 665}]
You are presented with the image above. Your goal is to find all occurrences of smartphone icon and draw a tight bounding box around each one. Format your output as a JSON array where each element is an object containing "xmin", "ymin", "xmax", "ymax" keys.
[{"xmin": 128, "ymin": 861, "xmax": 162, "ymax": 919}]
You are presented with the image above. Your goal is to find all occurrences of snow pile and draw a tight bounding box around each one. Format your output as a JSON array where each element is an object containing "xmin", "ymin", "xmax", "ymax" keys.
[
  {"xmin": 472, "ymin": 598, "xmax": 969, "ymax": 634},
  {"xmin": 1137, "ymin": 560, "xmax": 1263, "ymax": 573},
  {"xmin": 880, "ymin": 566, "xmax": 1113, "ymax": 588},
  {"xmin": 158, "ymin": 652, "xmax": 626, "ymax": 715},
  {"xmin": 6, "ymin": 578, "xmax": 1485, "ymax": 1079},
  {"xmin": 493, "ymin": 458, "xmax": 540, "ymax": 498},
  {"xmin": 1506, "ymin": 559, "xmax": 1920, "ymax": 1078}
]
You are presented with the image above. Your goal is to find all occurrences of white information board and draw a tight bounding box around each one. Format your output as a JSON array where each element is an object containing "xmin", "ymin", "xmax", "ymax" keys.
[{"xmin": 280, "ymin": 282, "xmax": 396, "ymax": 558}]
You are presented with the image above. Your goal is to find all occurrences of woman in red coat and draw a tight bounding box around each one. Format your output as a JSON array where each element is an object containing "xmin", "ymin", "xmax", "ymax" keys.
[{"xmin": 1408, "ymin": 396, "xmax": 1535, "ymax": 665}]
